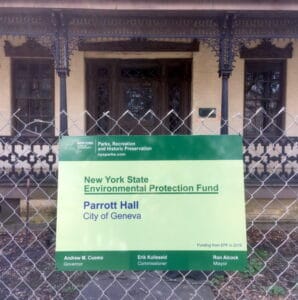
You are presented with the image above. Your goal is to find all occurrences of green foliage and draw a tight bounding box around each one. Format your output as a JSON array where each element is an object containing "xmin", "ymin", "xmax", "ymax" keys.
[
  {"xmin": 268, "ymin": 284, "xmax": 286, "ymax": 296},
  {"xmin": 240, "ymin": 249, "xmax": 270, "ymax": 278},
  {"xmin": 210, "ymin": 274, "xmax": 226, "ymax": 286},
  {"xmin": 241, "ymin": 257, "xmax": 264, "ymax": 278},
  {"xmin": 255, "ymin": 249, "xmax": 270, "ymax": 260}
]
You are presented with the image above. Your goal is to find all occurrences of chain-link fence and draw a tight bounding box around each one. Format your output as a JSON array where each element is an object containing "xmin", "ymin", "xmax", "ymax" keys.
[{"xmin": 0, "ymin": 109, "xmax": 297, "ymax": 299}]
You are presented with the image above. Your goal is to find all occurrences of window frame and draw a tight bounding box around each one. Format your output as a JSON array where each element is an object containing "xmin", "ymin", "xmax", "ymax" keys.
[
  {"xmin": 243, "ymin": 59, "xmax": 286, "ymax": 138},
  {"xmin": 11, "ymin": 58, "xmax": 55, "ymax": 137}
]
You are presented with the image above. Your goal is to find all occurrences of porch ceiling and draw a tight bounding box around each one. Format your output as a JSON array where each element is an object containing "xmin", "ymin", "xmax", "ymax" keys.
[{"xmin": 0, "ymin": 0, "xmax": 298, "ymax": 12}]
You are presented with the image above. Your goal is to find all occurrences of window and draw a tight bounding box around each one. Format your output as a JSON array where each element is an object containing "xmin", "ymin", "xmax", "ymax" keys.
[
  {"xmin": 12, "ymin": 59, "xmax": 54, "ymax": 136},
  {"xmin": 244, "ymin": 60, "xmax": 285, "ymax": 137},
  {"xmin": 241, "ymin": 40, "xmax": 292, "ymax": 138},
  {"xmin": 86, "ymin": 59, "xmax": 191, "ymax": 135}
]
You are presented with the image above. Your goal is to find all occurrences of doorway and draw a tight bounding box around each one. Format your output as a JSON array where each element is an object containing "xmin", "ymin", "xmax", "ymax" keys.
[{"xmin": 86, "ymin": 59, "xmax": 191, "ymax": 134}]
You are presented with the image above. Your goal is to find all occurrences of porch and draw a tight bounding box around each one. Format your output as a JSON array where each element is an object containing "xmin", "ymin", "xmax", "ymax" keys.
[
  {"xmin": 0, "ymin": 9, "xmax": 296, "ymax": 183},
  {"xmin": 0, "ymin": 109, "xmax": 297, "ymax": 187},
  {"xmin": 0, "ymin": 3, "xmax": 297, "ymax": 300}
]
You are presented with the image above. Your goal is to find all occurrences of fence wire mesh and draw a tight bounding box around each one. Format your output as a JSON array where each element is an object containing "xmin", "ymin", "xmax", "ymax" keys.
[{"xmin": 0, "ymin": 109, "xmax": 297, "ymax": 300}]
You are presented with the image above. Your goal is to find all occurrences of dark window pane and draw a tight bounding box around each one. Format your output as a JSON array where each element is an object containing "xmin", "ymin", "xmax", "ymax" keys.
[
  {"xmin": 97, "ymin": 68, "xmax": 109, "ymax": 77},
  {"xmin": 270, "ymin": 82, "xmax": 280, "ymax": 97},
  {"xmin": 12, "ymin": 59, "xmax": 54, "ymax": 136},
  {"xmin": 121, "ymin": 67, "xmax": 160, "ymax": 79},
  {"xmin": 15, "ymin": 79, "xmax": 30, "ymax": 98},
  {"xmin": 39, "ymin": 79, "xmax": 52, "ymax": 98},
  {"xmin": 15, "ymin": 63, "xmax": 28, "ymax": 78},
  {"xmin": 244, "ymin": 60, "xmax": 284, "ymax": 137},
  {"xmin": 125, "ymin": 86, "xmax": 153, "ymax": 118}
]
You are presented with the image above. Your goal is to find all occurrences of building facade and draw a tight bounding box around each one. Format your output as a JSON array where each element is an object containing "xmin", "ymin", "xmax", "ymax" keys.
[{"xmin": 0, "ymin": 0, "xmax": 297, "ymax": 223}]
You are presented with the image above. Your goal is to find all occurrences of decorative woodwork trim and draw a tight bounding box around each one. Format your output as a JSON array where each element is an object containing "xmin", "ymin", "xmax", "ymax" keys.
[
  {"xmin": 79, "ymin": 38, "xmax": 199, "ymax": 52},
  {"xmin": 4, "ymin": 39, "xmax": 52, "ymax": 58},
  {"xmin": 240, "ymin": 39, "xmax": 293, "ymax": 59}
]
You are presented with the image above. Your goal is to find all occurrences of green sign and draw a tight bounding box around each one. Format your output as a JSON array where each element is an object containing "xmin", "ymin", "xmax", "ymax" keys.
[{"xmin": 56, "ymin": 135, "xmax": 247, "ymax": 271}]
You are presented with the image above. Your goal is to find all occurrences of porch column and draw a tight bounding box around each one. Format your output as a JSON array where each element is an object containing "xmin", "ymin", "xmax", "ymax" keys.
[
  {"xmin": 220, "ymin": 72, "xmax": 230, "ymax": 135},
  {"xmin": 57, "ymin": 70, "xmax": 68, "ymax": 136},
  {"xmin": 218, "ymin": 15, "xmax": 234, "ymax": 135},
  {"xmin": 52, "ymin": 12, "xmax": 70, "ymax": 136}
]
